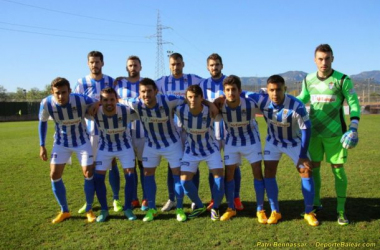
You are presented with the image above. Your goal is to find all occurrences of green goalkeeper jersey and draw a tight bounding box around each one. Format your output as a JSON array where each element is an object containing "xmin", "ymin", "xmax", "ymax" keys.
[{"xmin": 297, "ymin": 70, "xmax": 360, "ymax": 138}]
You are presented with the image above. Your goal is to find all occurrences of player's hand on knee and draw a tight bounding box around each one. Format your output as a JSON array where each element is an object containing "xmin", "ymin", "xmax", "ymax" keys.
[{"xmin": 340, "ymin": 121, "xmax": 359, "ymax": 149}]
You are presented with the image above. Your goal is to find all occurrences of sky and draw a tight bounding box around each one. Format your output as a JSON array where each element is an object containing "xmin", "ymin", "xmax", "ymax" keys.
[{"xmin": 1, "ymin": 0, "xmax": 379, "ymax": 92}]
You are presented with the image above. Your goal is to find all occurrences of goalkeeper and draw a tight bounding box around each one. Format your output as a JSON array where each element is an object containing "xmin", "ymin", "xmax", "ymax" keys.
[{"xmin": 297, "ymin": 44, "xmax": 360, "ymax": 225}]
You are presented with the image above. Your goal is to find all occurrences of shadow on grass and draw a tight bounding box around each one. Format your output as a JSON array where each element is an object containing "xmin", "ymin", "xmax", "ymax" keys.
[{"xmin": 231, "ymin": 197, "xmax": 380, "ymax": 223}]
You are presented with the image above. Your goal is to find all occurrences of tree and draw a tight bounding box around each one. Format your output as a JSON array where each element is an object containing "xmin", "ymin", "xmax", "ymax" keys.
[{"xmin": 0, "ymin": 85, "xmax": 8, "ymax": 101}]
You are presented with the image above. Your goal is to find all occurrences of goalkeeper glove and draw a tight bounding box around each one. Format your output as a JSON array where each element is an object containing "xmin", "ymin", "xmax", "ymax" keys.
[{"xmin": 340, "ymin": 120, "xmax": 359, "ymax": 149}]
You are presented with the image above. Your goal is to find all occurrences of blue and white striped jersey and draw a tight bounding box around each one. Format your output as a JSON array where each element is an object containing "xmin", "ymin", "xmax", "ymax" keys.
[
  {"xmin": 221, "ymin": 97, "xmax": 261, "ymax": 146},
  {"xmin": 122, "ymin": 94, "xmax": 185, "ymax": 149},
  {"xmin": 39, "ymin": 93, "xmax": 95, "ymax": 147},
  {"xmin": 246, "ymin": 92, "xmax": 311, "ymax": 147},
  {"xmin": 114, "ymin": 78, "xmax": 145, "ymax": 139},
  {"xmin": 175, "ymin": 104, "xmax": 219, "ymax": 156},
  {"xmin": 89, "ymin": 104, "xmax": 138, "ymax": 152},
  {"xmin": 200, "ymin": 75, "xmax": 227, "ymax": 140},
  {"xmin": 156, "ymin": 74, "xmax": 204, "ymax": 96},
  {"xmin": 156, "ymin": 74, "xmax": 204, "ymax": 129},
  {"xmin": 73, "ymin": 74, "xmax": 114, "ymax": 135}
]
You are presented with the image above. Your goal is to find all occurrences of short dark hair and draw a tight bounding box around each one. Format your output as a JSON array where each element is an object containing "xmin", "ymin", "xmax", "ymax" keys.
[
  {"xmin": 100, "ymin": 87, "xmax": 118, "ymax": 100},
  {"xmin": 127, "ymin": 55, "xmax": 141, "ymax": 65},
  {"xmin": 223, "ymin": 75, "xmax": 241, "ymax": 90},
  {"xmin": 88, "ymin": 51, "xmax": 104, "ymax": 62},
  {"xmin": 51, "ymin": 77, "xmax": 70, "ymax": 90},
  {"xmin": 186, "ymin": 85, "xmax": 203, "ymax": 98},
  {"xmin": 169, "ymin": 52, "xmax": 183, "ymax": 61},
  {"xmin": 315, "ymin": 44, "xmax": 333, "ymax": 56},
  {"xmin": 267, "ymin": 75, "xmax": 285, "ymax": 86},
  {"xmin": 139, "ymin": 78, "xmax": 157, "ymax": 90},
  {"xmin": 207, "ymin": 53, "xmax": 223, "ymax": 65}
]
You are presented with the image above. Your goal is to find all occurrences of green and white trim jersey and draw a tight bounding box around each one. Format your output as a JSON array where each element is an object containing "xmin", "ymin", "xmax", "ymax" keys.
[{"xmin": 297, "ymin": 70, "xmax": 360, "ymax": 138}]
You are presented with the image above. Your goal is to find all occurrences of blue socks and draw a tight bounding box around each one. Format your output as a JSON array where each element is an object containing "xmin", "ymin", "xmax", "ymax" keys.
[
  {"xmin": 94, "ymin": 173, "xmax": 108, "ymax": 210},
  {"xmin": 181, "ymin": 179, "xmax": 203, "ymax": 208},
  {"xmin": 254, "ymin": 179, "xmax": 265, "ymax": 211},
  {"xmin": 167, "ymin": 166, "xmax": 175, "ymax": 201},
  {"xmin": 193, "ymin": 169, "xmax": 200, "ymax": 190},
  {"xmin": 138, "ymin": 163, "xmax": 146, "ymax": 200},
  {"xmin": 108, "ymin": 164, "xmax": 120, "ymax": 200},
  {"xmin": 173, "ymin": 175, "xmax": 184, "ymax": 208},
  {"xmin": 225, "ymin": 180, "xmax": 235, "ymax": 209},
  {"xmin": 144, "ymin": 175, "xmax": 157, "ymax": 209},
  {"xmin": 234, "ymin": 167, "xmax": 241, "ymax": 198},
  {"xmin": 51, "ymin": 178, "xmax": 69, "ymax": 212},
  {"xmin": 84, "ymin": 176, "xmax": 95, "ymax": 212},
  {"xmin": 124, "ymin": 173, "xmax": 136, "ymax": 210},
  {"xmin": 212, "ymin": 177, "xmax": 225, "ymax": 209},
  {"xmin": 264, "ymin": 177, "xmax": 279, "ymax": 212},
  {"xmin": 301, "ymin": 177, "xmax": 315, "ymax": 214}
]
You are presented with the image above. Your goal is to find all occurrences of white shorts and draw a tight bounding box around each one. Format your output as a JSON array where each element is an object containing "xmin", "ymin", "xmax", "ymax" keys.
[
  {"xmin": 142, "ymin": 141, "xmax": 183, "ymax": 168},
  {"xmin": 224, "ymin": 142, "xmax": 262, "ymax": 165},
  {"xmin": 90, "ymin": 135, "xmax": 99, "ymax": 160},
  {"xmin": 181, "ymin": 150, "xmax": 224, "ymax": 173},
  {"xmin": 263, "ymin": 142, "xmax": 309, "ymax": 168},
  {"xmin": 50, "ymin": 142, "xmax": 93, "ymax": 166},
  {"xmin": 132, "ymin": 135, "xmax": 145, "ymax": 161},
  {"xmin": 95, "ymin": 147, "xmax": 135, "ymax": 171}
]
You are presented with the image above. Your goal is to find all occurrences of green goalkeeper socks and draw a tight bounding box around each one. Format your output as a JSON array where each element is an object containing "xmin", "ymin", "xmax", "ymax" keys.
[
  {"xmin": 332, "ymin": 167, "xmax": 347, "ymax": 213},
  {"xmin": 312, "ymin": 167, "xmax": 322, "ymax": 206}
]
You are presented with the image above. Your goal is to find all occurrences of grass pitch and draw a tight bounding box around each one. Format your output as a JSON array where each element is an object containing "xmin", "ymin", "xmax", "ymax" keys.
[{"xmin": 0, "ymin": 116, "xmax": 379, "ymax": 249}]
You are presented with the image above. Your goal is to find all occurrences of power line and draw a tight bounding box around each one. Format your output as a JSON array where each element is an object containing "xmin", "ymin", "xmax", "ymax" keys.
[
  {"xmin": 0, "ymin": 27, "xmax": 154, "ymax": 43},
  {"xmin": 1, "ymin": 0, "xmax": 154, "ymax": 27}
]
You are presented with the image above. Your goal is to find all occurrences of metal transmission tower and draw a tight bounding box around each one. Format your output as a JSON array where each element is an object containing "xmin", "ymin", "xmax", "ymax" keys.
[{"xmin": 148, "ymin": 10, "xmax": 172, "ymax": 79}]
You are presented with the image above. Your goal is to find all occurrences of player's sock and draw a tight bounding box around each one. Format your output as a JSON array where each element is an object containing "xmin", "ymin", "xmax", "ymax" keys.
[
  {"xmin": 132, "ymin": 166, "xmax": 138, "ymax": 201},
  {"xmin": 332, "ymin": 167, "xmax": 347, "ymax": 213},
  {"xmin": 94, "ymin": 173, "xmax": 108, "ymax": 210},
  {"xmin": 173, "ymin": 174, "xmax": 184, "ymax": 209},
  {"xmin": 167, "ymin": 165, "xmax": 175, "ymax": 201},
  {"xmin": 84, "ymin": 175, "xmax": 95, "ymax": 212},
  {"xmin": 109, "ymin": 164, "xmax": 120, "ymax": 200},
  {"xmin": 312, "ymin": 167, "xmax": 322, "ymax": 206},
  {"xmin": 144, "ymin": 175, "xmax": 157, "ymax": 209},
  {"xmin": 254, "ymin": 179, "xmax": 265, "ymax": 211},
  {"xmin": 212, "ymin": 177, "xmax": 225, "ymax": 209},
  {"xmin": 51, "ymin": 178, "xmax": 69, "ymax": 212},
  {"xmin": 208, "ymin": 172, "xmax": 214, "ymax": 200},
  {"xmin": 264, "ymin": 177, "xmax": 279, "ymax": 212},
  {"xmin": 234, "ymin": 167, "xmax": 241, "ymax": 198},
  {"xmin": 193, "ymin": 168, "xmax": 200, "ymax": 190},
  {"xmin": 301, "ymin": 177, "xmax": 315, "ymax": 214},
  {"xmin": 181, "ymin": 180, "xmax": 203, "ymax": 208},
  {"xmin": 225, "ymin": 179, "xmax": 235, "ymax": 209},
  {"xmin": 138, "ymin": 162, "xmax": 146, "ymax": 200},
  {"xmin": 124, "ymin": 172, "xmax": 136, "ymax": 210}
]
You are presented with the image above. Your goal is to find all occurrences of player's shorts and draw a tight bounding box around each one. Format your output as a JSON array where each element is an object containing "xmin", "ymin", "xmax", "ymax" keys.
[
  {"xmin": 309, "ymin": 136, "xmax": 347, "ymax": 164},
  {"xmin": 90, "ymin": 135, "xmax": 99, "ymax": 159},
  {"xmin": 224, "ymin": 142, "xmax": 262, "ymax": 165},
  {"xmin": 142, "ymin": 141, "xmax": 183, "ymax": 168},
  {"xmin": 263, "ymin": 142, "xmax": 310, "ymax": 168},
  {"xmin": 180, "ymin": 150, "xmax": 224, "ymax": 173},
  {"xmin": 216, "ymin": 139, "xmax": 225, "ymax": 151},
  {"xmin": 50, "ymin": 142, "xmax": 93, "ymax": 166},
  {"xmin": 132, "ymin": 135, "xmax": 145, "ymax": 161},
  {"xmin": 95, "ymin": 147, "xmax": 135, "ymax": 171}
]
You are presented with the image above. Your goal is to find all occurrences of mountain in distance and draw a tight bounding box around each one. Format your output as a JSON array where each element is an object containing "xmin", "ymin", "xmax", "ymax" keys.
[{"xmin": 241, "ymin": 70, "xmax": 380, "ymax": 87}]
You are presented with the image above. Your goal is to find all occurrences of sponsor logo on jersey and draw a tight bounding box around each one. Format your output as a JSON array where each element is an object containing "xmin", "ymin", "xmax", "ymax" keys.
[
  {"xmin": 269, "ymin": 119, "xmax": 290, "ymax": 127},
  {"xmin": 166, "ymin": 91, "xmax": 186, "ymax": 96},
  {"xmin": 141, "ymin": 116, "xmax": 168, "ymax": 123},
  {"xmin": 104, "ymin": 127, "xmax": 126, "ymax": 135},
  {"xmin": 59, "ymin": 117, "xmax": 82, "ymax": 126},
  {"xmin": 229, "ymin": 121, "xmax": 250, "ymax": 127},
  {"xmin": 310, "ymin": 94, "xmax": 336, "ymax": 103},
  {"xmin": 186, "ymin": 127, "xmax": 208, "ymax": 135}
]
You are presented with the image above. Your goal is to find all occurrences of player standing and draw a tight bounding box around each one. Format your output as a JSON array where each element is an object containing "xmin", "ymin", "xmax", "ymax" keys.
[
  {"xmin": 89, "ymin": 87, "xmax": 138, "ymax": 222},
  {"xmin": 200, "ymin": 54, "xmax": 244, "ymax": 211},
  {"xmin": 74, "ymin": 51, "xmax": 123, "ymax": 213},
  {"xmin": 247, "ymin": 75, "xmax": 319, "ymax": 226},
  {"xmin": 176, "ymin": 85, "xmax": 225, "ymax": 221},
  {"xmin": 297, "ymin": 44, "xmax": 360, "ymax": 225},
  {"xmin": 39, "ymin": 77, "xmax": 96, "ymax": 224},
  {"xmin": 114, "ymin": 55, "xmax": 147, "ymax": 211},
  {"xmin": 217, "ymin": 75, "xmax": 263, "ymax": 222},
  {"xmin": 155, "ymin": 53, "xmax": 204, "ymax": 212}
]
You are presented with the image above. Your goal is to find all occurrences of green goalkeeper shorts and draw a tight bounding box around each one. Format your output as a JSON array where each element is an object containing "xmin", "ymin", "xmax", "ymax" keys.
[{"xmin": 309, "ymin": 136, "xmax": 348, "ymax": 164}]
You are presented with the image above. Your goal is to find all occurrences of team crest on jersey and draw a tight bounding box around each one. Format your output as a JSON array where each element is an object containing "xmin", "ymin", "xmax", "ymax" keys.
[
  {"xmin": 328, "ymin": 82, "xmax": 334, "ymax": 90},
  {"xmin": 282, "ymin": 109, "xmax": 290, "ymax": 119},
  {"xmin": 202, "ymin": 116, "xmax": 208, "ymax": 124},
  {"xmin": 159, "ymin": 106, "xmax": 165, "ymax": 113},
  {"xmin": 118, "ymin": 117, "xmax": 123, "ymax": 123},
  {"xmin": 241, "ymin": 109, "xmax": 247, "ymax": 117},
  {"xmin": 72, "ymin": 106, "xmax": 77, "ymax": 113}
]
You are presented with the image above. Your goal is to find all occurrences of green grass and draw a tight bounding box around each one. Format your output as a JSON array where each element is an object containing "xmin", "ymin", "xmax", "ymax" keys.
[{"xmin": 0, "ymin": 116, "xmax": 379, "ymax": 249}]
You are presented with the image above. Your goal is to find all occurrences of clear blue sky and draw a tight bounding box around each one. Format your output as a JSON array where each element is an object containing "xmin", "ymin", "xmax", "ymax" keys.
[{"xmin": 1, "ymin": 0, "xmax": 379, "ymax": 92}]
